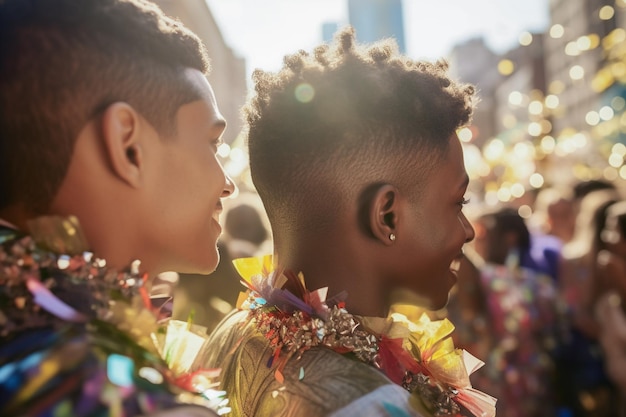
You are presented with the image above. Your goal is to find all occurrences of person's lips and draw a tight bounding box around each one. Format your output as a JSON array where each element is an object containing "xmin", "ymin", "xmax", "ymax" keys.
[
  {"xmin": 213, "ymin": 202, "xmax": 224, "ymax": 222},
  {"xmin": 449, "ymin": 253, "xmax": 464, "ymax": 273}
]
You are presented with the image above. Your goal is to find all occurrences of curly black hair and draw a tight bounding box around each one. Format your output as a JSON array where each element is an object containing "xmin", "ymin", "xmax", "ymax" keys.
[
  {"xmin": 0, "ymin": 0, "xmax": 209, "ymax": 213},
  {"xmin": 245, "ymin": 27, "xmax": 476, "ymax": 230}
]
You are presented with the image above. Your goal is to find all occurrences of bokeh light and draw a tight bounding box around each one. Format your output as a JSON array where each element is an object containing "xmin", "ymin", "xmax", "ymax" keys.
[
  {"xmin": 549, "ymin": 24, "xmax": 564, "ymax": 39},
  {"xmin": 294, "ymin": 83, "xmax": 315, "ymax": 103},
  {"xmin": 498, "ymin": 59, "xmax": 515, "ymax": 76},
  {"xmin": 599, "ymin": 5, "xmax": 615, "ymax": 20},
  {"xmin": 569, "ymin": 65, "xmax": 585, "ymax": 80},
  {"xmin": 519, "ymin": 32, "xmax": 533, "ymax": 46}
]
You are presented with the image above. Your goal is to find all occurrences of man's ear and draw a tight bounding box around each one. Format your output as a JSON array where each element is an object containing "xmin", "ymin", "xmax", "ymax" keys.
[
  {"xmin": 366, "ymin": 183, "xmax": 400, "ymax": 246},
  {"xmin": 100, "ymin": 102, "xmax": 144, "ymax": 188}
]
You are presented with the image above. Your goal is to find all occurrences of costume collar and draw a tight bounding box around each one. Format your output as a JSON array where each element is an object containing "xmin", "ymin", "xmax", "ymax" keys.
[
  {"xmin": 0, "ymin": 215, "xmax": 229, "ymax": 414},
  {"xmin": 233, "ymin": 255, "xmax": 497, "ymax": 417}
]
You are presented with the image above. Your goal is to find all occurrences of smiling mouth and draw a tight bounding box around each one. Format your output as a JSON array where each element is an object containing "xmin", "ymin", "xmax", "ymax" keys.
[{"xmin": 449, "ymin": 257, "xmax": 462, "ymax": 273}]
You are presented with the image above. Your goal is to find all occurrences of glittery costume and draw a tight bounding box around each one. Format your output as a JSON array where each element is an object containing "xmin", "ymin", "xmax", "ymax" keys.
[
  {"xmin": 471, "ymin": 261, "xmax": 560, "ymax": 417},
  {"xmin": 195, "ymin": 309, "xmax": 413, "ymax": 417},
  {"xmin": 194, "ymin": 256, "xmax": 496, "ymax": 417},
  {"xmin": 0, "ymin": 217, "xmax": 226, "ymax": 417}
]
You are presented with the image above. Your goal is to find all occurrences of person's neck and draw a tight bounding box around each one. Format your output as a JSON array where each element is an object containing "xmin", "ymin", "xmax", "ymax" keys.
[{"xmin": 274, "ymin": 233, "xmax": 390, "ymax": 318}]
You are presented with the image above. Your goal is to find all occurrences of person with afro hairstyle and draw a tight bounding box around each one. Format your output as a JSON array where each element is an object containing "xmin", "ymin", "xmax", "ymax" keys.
[
  {"xmin": 0, "ymin": 0, "xmax": 235, "ymax": 415},
  {"xmin": 195, "ymin": 27, "xmax": 494, "ymax": 417}
]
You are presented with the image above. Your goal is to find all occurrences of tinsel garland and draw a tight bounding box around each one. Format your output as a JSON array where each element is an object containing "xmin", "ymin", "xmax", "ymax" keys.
[
  {"xmin": 234, "ymin": 255, "xmax": 497, "ymax": 417},
  {"xmin": 0, "ymin": 216, "xmax": 229, "ymax": 416}
]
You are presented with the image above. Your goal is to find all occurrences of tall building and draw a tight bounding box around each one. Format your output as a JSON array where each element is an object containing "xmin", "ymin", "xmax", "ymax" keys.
[
  {"xmin": 322, "ymin": 22, "xmax": 340, "ymax": 43},
  {"xmin": 153, "ymin": 0, "xmax": 247, "ymax": 145},
  {"xmin": 544, "ymin": 0, "xmax": 620, "ymax": 136},
  {"xmin": 494, "ymin": 33, "xmax": 548, "ymax": 142},
  {"xmin": 542, "ymin": 0, "xmax": 626, "ymax": 183},
  {"xmin": 448, "ymin": 37, "xmax": 503, "ymax": 147},
  {"xmin": 449, "ymin": 35, "xmax": 552, "ymax": 195},
  {"xmin": 348, "ymin": 0, "xmax": 406, "ymax": 53}
]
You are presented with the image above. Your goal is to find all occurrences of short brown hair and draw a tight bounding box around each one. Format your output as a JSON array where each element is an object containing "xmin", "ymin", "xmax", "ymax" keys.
[{"xmin": 0, "ymin": 0, "xmax": 210, "ymax": 213}]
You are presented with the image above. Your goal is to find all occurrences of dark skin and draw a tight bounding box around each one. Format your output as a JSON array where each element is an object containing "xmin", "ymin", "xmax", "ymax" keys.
[
  {"xmin": 272, "ymin": 134, "xmax": 475, "ymax": 317},
  {"xmin": 198, "ymin": 28, "xmax": 479, "ymax": 416},
  {"xmin": 200, "ymin": 134, "xmax": 476, "ymax": 417}
]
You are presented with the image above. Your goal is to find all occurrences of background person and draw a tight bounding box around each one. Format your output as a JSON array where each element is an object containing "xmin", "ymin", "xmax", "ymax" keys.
[
  {"xmin": 469, "ymin": 207, "xmax": 560, "ymax": 417},
  {"xmin": 557, "ymin": 189, "xmax": 622, "ymax": 417}
]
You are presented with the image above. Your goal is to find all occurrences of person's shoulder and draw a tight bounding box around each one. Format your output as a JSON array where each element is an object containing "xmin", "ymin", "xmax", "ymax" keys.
[
  {"xmin": 238, "ymin": 346, "xmax": 407, "ymax": 417},
  {"xmin": 327, "ymin": 384, "xmax": 426, "ymax": 417},
  {"xmin": 208, "ymin": 311, "xmax": 390, "ymax": 392},
  {"xmin": 286, "ymin": 345, "xmax": 393, "ymax": 397},
  {"xmin": 197, "ymin": 309, "xmax": 411, "ymax": 416},
  {"xmin": 531, "ymin": 232, "xmax": 563, "ymax": 249},
  {"xmin": 192, "ymin": 308, "xmax": 250, "ymax": 370},
  {"xmin": 0, "ymin": 324, "xmax": 190, "ymax": 416}
]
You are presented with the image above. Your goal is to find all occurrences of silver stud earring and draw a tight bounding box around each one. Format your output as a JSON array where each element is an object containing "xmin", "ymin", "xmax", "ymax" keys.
[{"xmin": 389, "ymin": 233, "xmax": 396, "ymax": 242}]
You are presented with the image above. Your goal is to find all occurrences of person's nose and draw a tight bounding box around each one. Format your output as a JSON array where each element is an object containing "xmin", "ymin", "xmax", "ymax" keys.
[
  {"xmin": 222, "ymin": 173, "xmax": 237, "ymax": 197},
  {"xmin": 460, "ymin": 213, "xmax": 475, "ymax": 243}
]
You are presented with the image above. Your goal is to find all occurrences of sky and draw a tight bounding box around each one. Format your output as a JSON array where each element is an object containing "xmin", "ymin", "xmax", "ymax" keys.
[{"xmin": 205, "ymin": 0, "xmax": 551, "ymax": 77}]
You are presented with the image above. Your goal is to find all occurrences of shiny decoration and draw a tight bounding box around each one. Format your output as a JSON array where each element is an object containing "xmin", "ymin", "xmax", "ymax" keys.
[
  {"xmin": 233, "ymin": 255, "xmax": 497, "ymax": 417},
  {"xmin": 0, "ymin": 217, "xmax": 229, "ymax": 416}
]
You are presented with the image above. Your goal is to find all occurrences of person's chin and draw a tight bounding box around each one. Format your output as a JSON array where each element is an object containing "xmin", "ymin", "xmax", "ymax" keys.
[
  {"xmin": 190, "ymin": 260, "xmax": 218, "ymax": 276},
  {"xmin": 203, "ymin": 249, "xmax": 220, "ymax": 274},
  {"xmin": 431, "ymin": 270, "xmax": 456, "ymax": 310},
  {"xmin": 430, "ymin": 290, "xmax": 452, "ymax": 311},
  {"xmin": 187, "ymin": 245, "xmax": 219, "ymax": 275}
]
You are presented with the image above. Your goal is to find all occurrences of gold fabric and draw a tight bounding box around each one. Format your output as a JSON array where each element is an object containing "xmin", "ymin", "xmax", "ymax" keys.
[{"xmin": 194, "ymin": 310, "xmax": 394, "ymax": 417}]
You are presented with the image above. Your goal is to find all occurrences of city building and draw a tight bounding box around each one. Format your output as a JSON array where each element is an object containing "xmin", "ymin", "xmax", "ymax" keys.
[
  {"xmin": 543, "ymin": 0, "xmax": 625, "ymax": 180},
  {"xmin": 348, "ymin": 0, "xmax": 406, "ymax": 53},
  {"xmin": 448, "ymin": 37, "xmax": 503, "ymax": 147},
  {"xmin": 153, "ymin": 0, "xmax": 247, "ymax": 146}
]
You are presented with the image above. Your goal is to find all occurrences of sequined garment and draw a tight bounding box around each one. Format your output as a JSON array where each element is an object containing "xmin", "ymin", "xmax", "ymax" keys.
[
  {"xmin": 470, "ymin": 263, "xmax": 561, "ymax": 417},
  {"xmin": 0, "ymin": 219, "xmax": 224, "ymax": 417}
]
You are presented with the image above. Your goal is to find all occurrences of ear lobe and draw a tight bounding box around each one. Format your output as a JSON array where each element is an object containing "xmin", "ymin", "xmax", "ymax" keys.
[
  {"xmin": 100, "ymin": 102, "xmax": 143, "ymax": 188},
  {"xmin": 369, "ymin": 184, "xmax": 400, "ymax": 246}
]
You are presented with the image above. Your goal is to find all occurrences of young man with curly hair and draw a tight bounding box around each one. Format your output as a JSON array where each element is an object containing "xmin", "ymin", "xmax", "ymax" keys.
[
  {"xmin": 196, "ymin": 28, "xmax": 493, "ymax": 417},
  {"xmin": 0, "ymin": 0, "xmax": 234, "ymax": 415}
]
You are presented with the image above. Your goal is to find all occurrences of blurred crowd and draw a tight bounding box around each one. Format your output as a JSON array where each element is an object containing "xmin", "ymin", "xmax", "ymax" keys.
[{"xmin": 414, "ymin": 178, "xmax": 626, "ymax": 417}]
